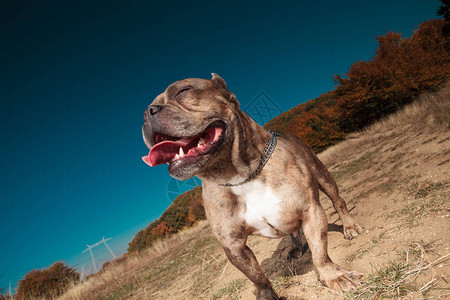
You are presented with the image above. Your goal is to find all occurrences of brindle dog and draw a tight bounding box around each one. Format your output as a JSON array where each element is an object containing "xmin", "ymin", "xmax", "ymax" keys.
[{"xmin": 142, "ymin": 74, "xmax": 363, "ymax": 299}]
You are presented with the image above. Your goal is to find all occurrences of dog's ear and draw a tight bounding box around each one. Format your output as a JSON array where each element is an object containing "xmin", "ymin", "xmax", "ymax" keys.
[
  {"xmin": 211, "ymin": 73, "xmax": 240, "ymax": 108},
  {"xmin": 211, "ymin": 73, "xmax": 228, "ymax": 88}
]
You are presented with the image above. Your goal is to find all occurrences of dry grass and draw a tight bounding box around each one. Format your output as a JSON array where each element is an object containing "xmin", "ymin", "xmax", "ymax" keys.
[
  {"xmin": 57, "ymin": 221, "xmax": 217, "ymax": 300},
  {"xmin": 346, "ymin": 242, "xmax": 450, "ymax": 299},
  {"xmin": 320, "ymin": 82, "xmax": 450, "ymax": 168},
  {"xmin": 212, "ymin": 279, "xmax": 245, "ymax": 300},
  {"xmin": 382, "ymin": 180, "xmax": 449, "ymax": 227},
  {"xmin": 346, "ymin": 231, "xmax": 388, "ymax": 263},
  {"xmin": 375, "ymin": 85, "xmax": 450, "ymax": 134}
]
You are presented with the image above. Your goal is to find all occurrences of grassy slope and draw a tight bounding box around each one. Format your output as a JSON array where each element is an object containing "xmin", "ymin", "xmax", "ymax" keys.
[{"xmin": 59, "ymin": 85, "xmax": 450, "ymax": 300}]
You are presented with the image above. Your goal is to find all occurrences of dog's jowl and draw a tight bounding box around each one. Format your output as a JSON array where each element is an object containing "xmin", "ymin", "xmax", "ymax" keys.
[{"xmin": 142, "ymin": 74, "xmax": 363, "ymax": 299}]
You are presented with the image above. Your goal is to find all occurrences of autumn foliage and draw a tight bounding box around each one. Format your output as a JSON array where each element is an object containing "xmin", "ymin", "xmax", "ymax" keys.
[
  {"xmin": 265, "ymin": 19, "xmax": 450, "ymax": 152},
  {"xmin": 15, "ymin": 262, "xmax": 79, "ymax": 299},
  {"xmin": 151, "ymin": 221, "xmax": 174, "ymax": 238},
  {"xmin": 128, "ymin": 186, "xmax": 205, "ymax": 252}
]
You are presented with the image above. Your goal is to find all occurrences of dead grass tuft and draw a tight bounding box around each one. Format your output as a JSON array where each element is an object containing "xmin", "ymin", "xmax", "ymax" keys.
[{"xmin": 346, "ymin": 243, "xmax": 450, "ymax": 299}]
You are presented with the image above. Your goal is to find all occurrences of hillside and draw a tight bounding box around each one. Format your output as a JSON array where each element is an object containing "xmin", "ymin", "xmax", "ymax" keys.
[
  {"xmin": 125, "ymin": 18, "xmax": 450, "ymax": 254},
  {"xmin": 265, "ymin": 19, "xmax": 449, "ymax": 152},
  {"xmin": 59, "ymin": 83, "xmax": 450, "ymax": 299},
  {"xmin": 127, "ymin": 186, "xmax": 205, "ymax": 253}
]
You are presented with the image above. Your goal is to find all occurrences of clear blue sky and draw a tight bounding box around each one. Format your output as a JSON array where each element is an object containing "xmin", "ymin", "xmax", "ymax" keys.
[{"xmin": 0, "ymin": 0, "xmax": 441, "ymax": 292}]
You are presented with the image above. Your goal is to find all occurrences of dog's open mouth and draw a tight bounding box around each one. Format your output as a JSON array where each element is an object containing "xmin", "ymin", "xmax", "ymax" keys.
[{"xmin": 142, "ymin": 121, "xmax": 225, "ymax": 167}]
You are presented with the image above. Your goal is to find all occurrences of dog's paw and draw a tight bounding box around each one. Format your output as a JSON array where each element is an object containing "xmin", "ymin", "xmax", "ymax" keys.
[
  {"xmin": 287, "ymin": 247, "xmax": 302, "ymax": 261},
  {"xmin": 319, "ymin": 266, "xmax": 363, "ymax": 294},
  {"xmin": 256, "ymin": 287, "xmax": 280, "ymax": 300},
  {"xmin": 287, "ymin": 243, "xmax": 309, "ymax": 261},
  {"xmin": 343, "ymin": 223, "xmax": 363, "ymax": 240}
]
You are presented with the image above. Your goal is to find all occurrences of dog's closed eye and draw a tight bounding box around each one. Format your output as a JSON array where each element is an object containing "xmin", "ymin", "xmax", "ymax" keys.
[{"xmin": 174, "ymin": 87, "xmax": 191, "ymax": 100}]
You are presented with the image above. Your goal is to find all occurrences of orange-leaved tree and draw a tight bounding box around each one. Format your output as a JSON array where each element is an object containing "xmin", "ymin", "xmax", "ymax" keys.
[
  {"xmin": 16, "ymin": 262, "xmax": 79, "ymax": 299},
  {"xmin": 266, "ymin": 19, "xmax": 449, "ymax": 151},
  {"xmin": 335, "ymin": 19, "xmax": 450, "ymax": 131},
  {"xmin": 151, "ymin": 221, "xmax": 174, "ymax": 238}
]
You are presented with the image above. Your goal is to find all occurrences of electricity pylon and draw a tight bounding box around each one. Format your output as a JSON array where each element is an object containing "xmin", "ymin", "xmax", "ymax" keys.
[
  {"xmin": 80, "ymin": 264, "xmax": 85, "ymax": 282},
  {"xmin": 101, "ymin": 236, "xmax": 116, "ymax": 259},
  {"xmin": 82, "ymin": 244, "xmax": 98, "ymax": 273},
  {"xmin": 82, "ymin": 236, "xmax": 116, "ymax": 274}
]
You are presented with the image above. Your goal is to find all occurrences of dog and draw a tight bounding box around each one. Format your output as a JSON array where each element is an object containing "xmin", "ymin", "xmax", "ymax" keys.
[{"xmin": 142, "ymin": 74, "xmax": 363, "ymax": 299}]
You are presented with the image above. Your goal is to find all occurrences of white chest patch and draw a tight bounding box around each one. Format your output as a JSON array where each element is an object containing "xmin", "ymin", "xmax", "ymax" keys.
[{"xmin": 231, "ymin": 180, "xmax": 284, "ymax": 238}]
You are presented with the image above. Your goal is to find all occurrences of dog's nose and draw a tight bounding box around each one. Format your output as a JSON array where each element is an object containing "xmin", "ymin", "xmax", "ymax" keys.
[{"xmin": 148, "ymin": 105, "xmax": 163, "ymax": 115}]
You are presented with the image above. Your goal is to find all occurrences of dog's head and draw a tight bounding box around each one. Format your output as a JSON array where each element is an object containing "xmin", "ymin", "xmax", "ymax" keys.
[{"xmin": 142, "ymin": 74, "xmax": 240, "ymax": 180}]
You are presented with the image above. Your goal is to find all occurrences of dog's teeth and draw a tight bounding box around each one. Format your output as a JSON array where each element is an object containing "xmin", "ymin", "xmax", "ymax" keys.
[
  {"xmin": 199, "ymin": 138, "xmax": 205, "ymax": 145},
  {"xmin": 175, "ymin": 154, "xmax": 180, "ymax": 160},
  {"xmin": 179, "ymin": 147, "xmax": 185, "ymax": 157}
]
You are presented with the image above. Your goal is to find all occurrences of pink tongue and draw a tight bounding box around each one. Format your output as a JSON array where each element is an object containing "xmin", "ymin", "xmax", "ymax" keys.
[
  {"xmin": 142, "ymin": 127, "xmax": 223, "ymax": 167},
  {"xmin": 142, "ymin": 137, "xmax": 192, "ymax": 167}
]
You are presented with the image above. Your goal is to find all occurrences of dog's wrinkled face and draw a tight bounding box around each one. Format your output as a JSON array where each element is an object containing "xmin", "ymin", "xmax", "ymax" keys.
[{"xmin": 142, "ymin": 74, "xmax": 239, "ymax": 180}]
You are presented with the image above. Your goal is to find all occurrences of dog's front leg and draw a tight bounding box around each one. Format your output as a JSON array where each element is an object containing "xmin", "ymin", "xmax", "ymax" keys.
[
  {"xmin": 223, "ymin": 242, "xmax": 279, "ymax": 300},
  {"xmin": 301, "ymin": 203, "xmax": 363, "ymax": 293}
]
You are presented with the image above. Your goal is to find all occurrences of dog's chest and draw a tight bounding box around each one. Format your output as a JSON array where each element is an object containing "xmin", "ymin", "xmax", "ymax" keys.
[{"xmin": 231, "ymin": 180, "xmax": 284, "ymax": 238}]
